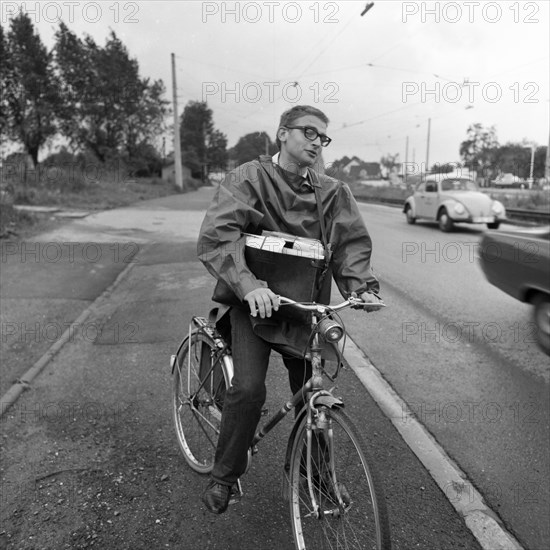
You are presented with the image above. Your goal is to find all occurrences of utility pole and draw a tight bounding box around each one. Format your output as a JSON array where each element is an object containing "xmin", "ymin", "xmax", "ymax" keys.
[
  {"xmin": 404, "ymin": 135, "xmax": 409, "ymax": 184},
  {"xmin": 425, "ymin": 118, "xmax": 431, "ymax": 174},
  {"xmin": 529, "ymin": 144, "xmax": 535, "ymax": 189},
  {"xmin": 171, "ymin": 53, "xmax": 183, "ymax": 191}
]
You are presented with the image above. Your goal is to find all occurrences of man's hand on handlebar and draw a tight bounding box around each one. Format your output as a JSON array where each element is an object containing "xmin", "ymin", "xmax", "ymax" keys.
[
  {"xmin": 244, "ymin": 288, "xmax": 280, "ymax": 318},
  {"xmin": 356, "ymin": 291, "xmax": 386, "ymax": 312}
]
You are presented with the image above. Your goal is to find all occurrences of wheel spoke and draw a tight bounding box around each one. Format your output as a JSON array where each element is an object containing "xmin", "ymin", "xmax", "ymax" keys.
[
  {"xmin": 289, "ymin": 408, "xmax": 391, "ymax": 549},
  {"xmin": 172, "ymin": 330, "xmax": 229, "ymax": 474}
]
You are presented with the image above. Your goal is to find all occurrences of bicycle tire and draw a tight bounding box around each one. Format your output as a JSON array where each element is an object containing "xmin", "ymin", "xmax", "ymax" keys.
[
  {"xmin": 172, "ymin": 329, "xmax": 231, "ymax": 474},
  {"xmin": 288, "ymin": 407, "xmax": 391, "ymax": 549}
]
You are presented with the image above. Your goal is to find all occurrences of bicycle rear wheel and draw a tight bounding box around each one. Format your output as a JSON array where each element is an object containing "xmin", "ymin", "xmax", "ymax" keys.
[
  {"xmin": 172, "ymin": 328, "xmax": 231, "ymax": 474},
  {"xmin": 289, "ymin": 407, "xmax": 391, "ymax": 549}
]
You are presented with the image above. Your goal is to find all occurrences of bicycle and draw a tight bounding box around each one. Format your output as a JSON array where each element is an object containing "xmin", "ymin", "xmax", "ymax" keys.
[{"xmin": 171, "ymin": 295, "xmax": 392, "ymax": 550}]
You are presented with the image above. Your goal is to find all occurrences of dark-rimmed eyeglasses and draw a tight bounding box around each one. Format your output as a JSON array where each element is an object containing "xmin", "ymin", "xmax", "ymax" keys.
[{"xmin": 284, "ymin": 126, "xmax": 332, "ymax": 147}]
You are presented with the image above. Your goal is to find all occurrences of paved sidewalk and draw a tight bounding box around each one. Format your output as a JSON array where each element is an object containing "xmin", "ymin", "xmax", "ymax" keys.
[{"xmin": 1, "ymin": 191, "xmax": 212, "ymax": 403}]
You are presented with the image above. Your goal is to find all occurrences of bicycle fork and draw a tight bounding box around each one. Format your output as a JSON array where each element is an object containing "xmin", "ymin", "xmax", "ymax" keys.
[{"xmin": 305, "ymin": 395, "xmax": 349, "ymax": 519}]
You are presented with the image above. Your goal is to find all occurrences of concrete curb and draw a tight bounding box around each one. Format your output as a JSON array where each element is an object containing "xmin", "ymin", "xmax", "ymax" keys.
[
  {"xmin": 0, "ymin": 255, "xmax": 140, "ymax": 419},
  {"xmin": 343, "ymin": 337, "xmax": 524, "ymax": 550}
]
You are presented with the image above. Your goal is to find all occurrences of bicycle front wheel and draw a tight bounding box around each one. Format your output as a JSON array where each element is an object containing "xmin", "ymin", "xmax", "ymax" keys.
[
  {"xmin": 172, "ymin": 329, "xmax": 231, "ymax": 474},
  {"xmin": 289, "ymin": 407, "xmax": 391, "ymax": 550}
]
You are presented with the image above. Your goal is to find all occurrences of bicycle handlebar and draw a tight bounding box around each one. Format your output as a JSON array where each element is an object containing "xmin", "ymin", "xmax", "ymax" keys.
[{"xmin": 277, "ymin": 295, "xmax": 386, "ymax": 313}]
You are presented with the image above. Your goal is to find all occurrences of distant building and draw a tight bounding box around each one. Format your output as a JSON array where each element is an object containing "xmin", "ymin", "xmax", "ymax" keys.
[
  {"xmin": 349, "ymin": 162, "xmax": 381, "ymax": 180},
  {"xmin": 342, "ymin": 157, "xmax": 362, "ymax": 175},
  {"xmin": 161, "ymin": 162, "xmax": 191, "ymax": 184}
]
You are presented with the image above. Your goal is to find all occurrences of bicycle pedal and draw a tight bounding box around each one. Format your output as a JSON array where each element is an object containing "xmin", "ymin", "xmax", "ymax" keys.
[
  {"xmin": 228, "ymin": 493, "xmax": 242, "ymax": 505},
  {"xmin": 261, "ymin": 407, "xmax": 269, "ymax": 416},
  {"xmin": 229, "ymin": 484, "xmax": 243, "ymax": 505}
]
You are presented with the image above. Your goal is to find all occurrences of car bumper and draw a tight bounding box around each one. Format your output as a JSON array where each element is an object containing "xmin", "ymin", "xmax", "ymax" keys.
[
  {"xmin": 471, "ymin": 216, "xmax": 496, "ymax": 223},
  {"xmin": 451, "ymin": 214, "xmax": 506, "ymax": 223}
]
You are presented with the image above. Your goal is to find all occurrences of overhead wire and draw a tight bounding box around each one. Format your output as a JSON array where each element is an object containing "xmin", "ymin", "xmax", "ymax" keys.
[{"xmin": 169, "ymin": 8, "xmax": 547, "ymax": 155}]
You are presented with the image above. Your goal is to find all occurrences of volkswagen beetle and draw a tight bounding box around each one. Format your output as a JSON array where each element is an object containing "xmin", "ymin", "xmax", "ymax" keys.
[{"xmin": 403, "ymin": 176, "xmax": 506, "ymax": 232}]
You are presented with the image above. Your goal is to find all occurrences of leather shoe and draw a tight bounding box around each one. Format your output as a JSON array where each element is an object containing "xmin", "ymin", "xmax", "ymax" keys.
[{"xmin": 202, "ymin": 480, "xmax": 232, "ymax": 514}]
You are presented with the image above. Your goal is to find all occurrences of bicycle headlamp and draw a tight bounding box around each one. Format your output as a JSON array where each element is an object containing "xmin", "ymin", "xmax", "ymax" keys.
[{"xmin": 318, "ymin": 317, "xmax": 344, "ymax": 343}]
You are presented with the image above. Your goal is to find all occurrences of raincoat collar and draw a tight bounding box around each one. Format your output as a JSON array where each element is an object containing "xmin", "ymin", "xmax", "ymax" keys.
[{"xmin": 269, "ymin": 153, "xmax": 321, "ymax": 189}]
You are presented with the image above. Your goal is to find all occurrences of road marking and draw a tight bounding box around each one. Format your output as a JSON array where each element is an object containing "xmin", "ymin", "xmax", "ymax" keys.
[
  {"xmin": 344, "ymin": 337, "xmax": 524, "ymax": 550},
  {"xmin": 0, "ymin": 253, "xmax": 140, "ymax": 419}
]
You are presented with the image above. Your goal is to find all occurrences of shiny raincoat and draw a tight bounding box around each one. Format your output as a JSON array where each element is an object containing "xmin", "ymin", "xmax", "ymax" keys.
[{"xmin": 197, "ymin": 155, "xmax": 380, "ymax": 357}]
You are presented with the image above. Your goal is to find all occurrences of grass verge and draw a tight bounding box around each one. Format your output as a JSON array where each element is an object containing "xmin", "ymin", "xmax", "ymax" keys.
[{"xmin": 0, "ymin": 177, "xmax": 182, "ymax": 240}]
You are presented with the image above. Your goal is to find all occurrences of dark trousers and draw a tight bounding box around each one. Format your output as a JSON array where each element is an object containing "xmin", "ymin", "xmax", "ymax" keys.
[{"xmin": 211, "ymin": 307, "xmax": 311, "ymax": 485}]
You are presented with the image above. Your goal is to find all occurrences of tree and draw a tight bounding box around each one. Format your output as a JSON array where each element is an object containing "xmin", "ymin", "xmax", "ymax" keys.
[
  {"xmin": 0, "ymin": 24, "xmax": 10, "ymax": 149},
  {"xmin": 533, "ymin": 146, "xmax": 548, "ymax": 180},
  {"xmin": 129, "ymin": 142, "xmax": 162, "ymax": 177},
  {"xmin": 228, "ymin": 132, "xmax": 277, "ymax": 166},
  {"xmin": 430, "ymin": 163, "xmax": 457, "ymax": 174},
  {"xmin": 491, "ymin": 142, "xmax": 531, "ymax": 178},
  {"xmin": 1, "ymin": 13, "xmax": 60, "ymax": 167},
  {"xmin": 181, "ymin": 148, "xmax": 202, "ymax": 178},
  {"xmin": 380, "ymin": 153, "xmax": 400, "ymax": 173},
  {"xmin": 180, "ymin": 101, "xmax": 227, "ymax": 179},
  {"xmin": 208, "ymin": 129, "xmax": 229, "ymax": 171},
  {"xmin": 459, "ymin": 123, "xmax": 499, "ymax": 181},
  {"xmin": 490, "ymin": 142, "xmax": 547, "ymax": 181},
  {"xmin": 54, "ymin": 23, "xmax": 168, "ymax": 164}
]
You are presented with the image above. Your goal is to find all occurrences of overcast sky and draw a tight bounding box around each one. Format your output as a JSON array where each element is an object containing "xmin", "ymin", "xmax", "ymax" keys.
[{"xmin": 5, "ymin": 0, "xmax": 550, "ymax": 167}]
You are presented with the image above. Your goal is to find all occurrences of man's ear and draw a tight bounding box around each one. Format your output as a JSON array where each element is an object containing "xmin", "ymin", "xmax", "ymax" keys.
[{"xmin": 277, "ymin": 126, "xmax": 287, "ymax": 145}]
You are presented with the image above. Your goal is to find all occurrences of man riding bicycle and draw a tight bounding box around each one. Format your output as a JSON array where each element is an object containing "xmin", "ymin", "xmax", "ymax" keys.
[{"xmin": 197, "ymin": 105, "xmax": 383, "ymax": 514}]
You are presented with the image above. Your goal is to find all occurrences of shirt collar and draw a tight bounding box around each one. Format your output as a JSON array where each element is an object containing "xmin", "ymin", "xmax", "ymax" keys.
[{"xmin": 272, "ymin": 153, "xmax": 314, "ymax": 189}]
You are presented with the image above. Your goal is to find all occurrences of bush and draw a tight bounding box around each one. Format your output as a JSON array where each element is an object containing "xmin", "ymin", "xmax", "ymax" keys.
[
  {"xmin": 349, "ymin": 182, "xmax": 410, "ymax": 204},
  {"xmin": 183, "ymin": 176, "xmax": 204, "ymax": 191},
  {"xmin": 2, "ymin": 150, "xmax": 93, "ymax": 192},
  {"xmin": 148, "ymin": 177, "xmax": 164, "ymax": 186},
  {"xmin": 0, "ymin": 203, "xmax": 35, "ymax": 237},
  {"xmin": 486, "ymin": 190, "xmax": 549, "ymax": 211}
]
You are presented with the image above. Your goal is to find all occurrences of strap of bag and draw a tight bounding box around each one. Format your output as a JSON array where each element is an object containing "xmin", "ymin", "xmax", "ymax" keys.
[
  {"xmin": 313, "ymin": 183, "xmax": 333, "ymax": 292},
  {"xmin": 313, "ymin": 184, "xmax": 331, "ymax": 261}
]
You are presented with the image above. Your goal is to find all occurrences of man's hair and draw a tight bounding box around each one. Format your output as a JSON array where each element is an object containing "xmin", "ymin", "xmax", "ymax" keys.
[{"xmin": 276, "ymin": 105, "xmax": 329, "ymax": 150}]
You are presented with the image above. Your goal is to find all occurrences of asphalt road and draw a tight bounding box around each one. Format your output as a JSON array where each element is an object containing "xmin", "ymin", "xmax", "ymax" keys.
[
  {"xmin": 0, "ymin": 188, "xmax": 548, "ymax": 549},
  {"xmin": 345, "ymin": 202, "xmax": 550, "ymax": 550}
]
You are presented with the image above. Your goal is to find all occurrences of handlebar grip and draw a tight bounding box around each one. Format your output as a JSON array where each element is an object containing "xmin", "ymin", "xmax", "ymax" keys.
[{"xmin": 350, "ymin": 300, "xmax": 386, "ymax": 310}]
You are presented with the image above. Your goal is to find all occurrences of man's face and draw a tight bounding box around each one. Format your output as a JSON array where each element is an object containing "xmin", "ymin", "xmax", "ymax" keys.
[{"xmin": 278, "ymin": 115, "xmax": 327, "ymax": 169}]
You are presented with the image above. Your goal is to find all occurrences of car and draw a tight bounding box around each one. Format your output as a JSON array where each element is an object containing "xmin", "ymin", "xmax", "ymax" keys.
[
  {"xmin": 403, "ymin": 176, "xmax": 506, "ymax": 232},
  {"xmin": 478, "ymin": 226, "xmax": 550, "ymax": 355},
  {"xmin": 491, "ymin": 173, "xmax": 527, "ymax": 189}
]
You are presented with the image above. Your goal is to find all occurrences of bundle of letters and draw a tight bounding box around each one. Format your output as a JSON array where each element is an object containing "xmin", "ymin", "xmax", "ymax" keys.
[{"xmin": 244, "ymin": 231, "xmax": 325, "ymax": 260}]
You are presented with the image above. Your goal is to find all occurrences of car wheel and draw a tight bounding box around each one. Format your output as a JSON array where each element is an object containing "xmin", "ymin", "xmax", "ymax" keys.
[
  {"xmin": 533, "ymin": 294, "xmax": 550, "ymax": 356},
  {"xmin": 405, "ymin": 206, "xmax": 416, "ymax": 224},
  {"xmin": 438, "ymin": 209, "xmax": 454, "ymax": 232},
  {"xmin": 487, "ymin": 222, "xmax": 500, "ymax": 230}
]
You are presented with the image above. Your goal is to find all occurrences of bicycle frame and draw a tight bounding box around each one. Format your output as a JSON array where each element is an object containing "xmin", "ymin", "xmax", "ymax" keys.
[
  {"xmin": 183, "ymin": 297, "xmax": 376, "ymax": 456},
  {"xmin": 251, "ymin": 304, "xmax": 342, "ymax": 449}
]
